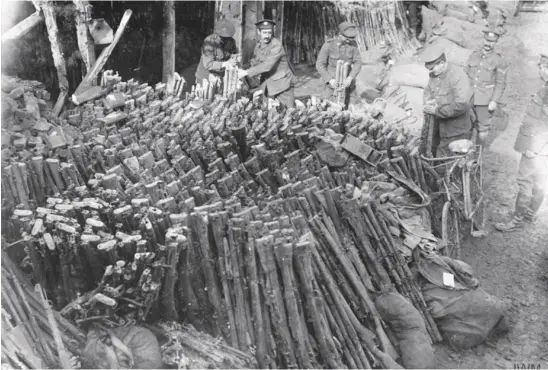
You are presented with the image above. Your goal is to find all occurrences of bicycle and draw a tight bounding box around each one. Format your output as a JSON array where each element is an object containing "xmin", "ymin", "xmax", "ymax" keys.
[{"xmin": 421, "ymin": 139, "xmax": 486, "ymax": 259}]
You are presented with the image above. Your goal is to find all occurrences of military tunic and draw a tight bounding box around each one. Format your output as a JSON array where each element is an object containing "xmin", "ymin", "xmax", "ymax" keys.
[
  {"xmin": 316, "ymin": 37, "xmax": 362, "ymax": 106},
  {"xmin": 247, "ymin": 37, "xmax": 295, "ymax": 107},
  {"xmin": 195, "ymin": 34, "xmax": 238, "ymax": 85},
  {"xmin": 424, "ymin": 63, "xmax": 473, "ymax": 157},
  {"xmin": 465, "ymin": 49, "xmax": 508, "ymax": 134},
  {"xmin": 513, "ymin": 83, "xmax": 548, "ymax": 217}
]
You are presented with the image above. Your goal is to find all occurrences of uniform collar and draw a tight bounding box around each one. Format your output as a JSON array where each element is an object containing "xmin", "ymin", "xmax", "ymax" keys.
[
  {"xmin": 432, "ymin": 65, "xmax": 450, "ymax": 79},
  {"xmin": 258, "ymin": 39, "xmax": 274, "ymax": 49},
  {"xmin": 481, "ymin": 49, "xmax": 494, "ymax": 56}
]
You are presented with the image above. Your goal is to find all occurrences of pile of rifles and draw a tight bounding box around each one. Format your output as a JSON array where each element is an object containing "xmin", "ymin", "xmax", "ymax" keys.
[{"xmin": 1, "ymin": 72, "xmax": 444, "ymax": 369}]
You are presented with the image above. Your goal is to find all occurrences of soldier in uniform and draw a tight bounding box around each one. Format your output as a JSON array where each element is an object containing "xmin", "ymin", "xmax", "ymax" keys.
[
  {"xmin": 195, "ymin": 19, "xmax": 239, "ymax": 87},
  {"xmin": 495, "ymin": 53, "xmax": 548, "ymax": 232},
  {"xmin": 421, "ymin": 46, "xmax": 473, "ymax": 157},
  {"xmin": 465, "ymin": 29, "xmax": 508, "ymax": 144},
  {"xmin": 238, "ymin": 19, "xmax": 295, "ymax": 108},
  {"xmin": 403, "ymin": 1, "xmax": 420, "ymax": 38},
  {"xmin": 315, "ymin": 21, "xmax": 362, "ymax": 108}
]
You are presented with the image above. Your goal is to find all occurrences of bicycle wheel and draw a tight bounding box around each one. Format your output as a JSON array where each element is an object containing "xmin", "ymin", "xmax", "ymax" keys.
[
  {"xmin": 513, "ymin": 0, "xmax": 521, "ymax": 16},
  {"xmin": 464, "ymin": 152, "xmax": 487, "ymax": 236},
  {"xmin": 442, "ymin": 201, "xmax": 461, "ymax": 259}
]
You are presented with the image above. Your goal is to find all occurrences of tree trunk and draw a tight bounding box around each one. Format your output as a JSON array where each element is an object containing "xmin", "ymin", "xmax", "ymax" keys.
[
  {"xmin": 162, "ymin": 0, "xmax": 176, "ymax": 87},
  {"xmin": 1, "ymin": 12, "xmax": 44, "ymax": 43},
  {"xmin": 72, "ymin": 0, "xmax": 96, "ymax": 77},
  {"xmin": 35, "ymin": 1, "xmax": 69, "ymax": 117}
]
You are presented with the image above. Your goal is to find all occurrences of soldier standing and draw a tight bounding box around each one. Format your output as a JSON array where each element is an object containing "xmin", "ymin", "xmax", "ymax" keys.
[
  {"xmin": 465, "ymin": 29, "xmax": 508, "ymax": 144},
  {"xmin": 495, "ymin": 54, "xmax": 548, "ymax": 232},
  {"xmin": 195, "ymin": 19, "xmax": 239, "ymax": 88},
  {"xmin": 421, "ymin": 46, "xmax": 473, "ymax": 157},
  {"xmin": 238, "ymin": 19, "xmax": 295, "ymax": 108},
  {"xmin": 315, "ymin": 21, "xmax": 362, "ymax": 108}
]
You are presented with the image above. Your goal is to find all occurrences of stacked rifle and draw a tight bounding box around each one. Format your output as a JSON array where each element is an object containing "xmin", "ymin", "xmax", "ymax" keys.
[
  {"xmin": 2, "ymin": 71, "xmax": 445, "ymax": 368},
  {"xmin": 334, "ymin": 60, "xmax": 351, "ymax": 106}
]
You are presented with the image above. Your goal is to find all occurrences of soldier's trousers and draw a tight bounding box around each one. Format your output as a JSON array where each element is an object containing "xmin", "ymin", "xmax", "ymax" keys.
[
  {"xmin": 515, "ymin": 154, "xmax": 548, "ymax": 217},
  {"xmin": 474, "ymin": 105, "xmax": 492, "ymax": 133},
  {"xmin": 266, "ymin": 87, "xmax": 295, "ymax": 108}
]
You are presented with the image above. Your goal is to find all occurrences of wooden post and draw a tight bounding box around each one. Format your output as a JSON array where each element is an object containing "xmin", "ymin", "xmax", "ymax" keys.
[
  {"xmin": 34, "ymin": 0, "xmax": 69, "ymax": 117},
  {"xmin": 241, "ymin": 1, "xmax": 263, "ymax": 65},
  {"xmin": 1, "ymin": 12, "xmax": 44, "ymax": 44},
  {"xmin": 72, "ymin": 0, "xmax": 96, "ymax": 77},
  {"xmin": 73, "ymin": 9, "xmax": 133, "ymax": 95},
  {"xmin": 271, "ymin": 1, "xmax": 283, "ymax": 40},
  {"xmin": 162, "ymin": 0, "xmax": 176, "ymax": 91}
]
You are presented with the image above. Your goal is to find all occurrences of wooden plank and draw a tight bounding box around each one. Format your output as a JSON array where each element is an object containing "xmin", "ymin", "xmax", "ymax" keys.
[
  {"xmin": 72, "ymin": 0, "xmax": 96, "ymax": 76},
  {"xmin": 1, "ymin": 12, "xmax": 44, "ymax": 43},
  {"xmin": 162, "ymin": 1, "xmax": 176, "ymax": 90},
  {"xmin": 35, "ymin": 1, "xmax": 69, "ymax": 117},
  {"xmin": 73, "ymin": 9, "xmax": 133, "ymax": 95}
]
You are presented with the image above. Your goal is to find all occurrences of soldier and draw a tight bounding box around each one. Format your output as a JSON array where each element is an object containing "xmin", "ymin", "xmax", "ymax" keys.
[
  {"xmin": 315, "ymin": 21, "xmax": 362, "ymax": 108},
  {"xmin": 495, "ymin": 53, "xmax": 548, "ymax": 232},
  {"xmin": 195, "ymin": 19, "xmax": 239, "ymax": 88},
  {"xmin": 465, "ymin": 29, "xmax": 508, "ymax": 144},
  {"xmin": 421, "ymin": 46, "xmax": 473, "ymax": 157},
  {"xmin": 238, "ymin": 19, "xmax": 295, "ymax": 108},
  {"xmin": 403, "ymin": 1, "xmax": 420, "ymax": 38}
]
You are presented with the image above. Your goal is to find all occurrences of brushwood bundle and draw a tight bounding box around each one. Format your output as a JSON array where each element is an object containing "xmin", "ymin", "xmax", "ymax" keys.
[
  {"xmin": 2, "ymin": 72, "xmax": 448, "ymax": 369},
  {"xmin": 283, "ymin": 0, "xmax": 415, "ymax": 66}
]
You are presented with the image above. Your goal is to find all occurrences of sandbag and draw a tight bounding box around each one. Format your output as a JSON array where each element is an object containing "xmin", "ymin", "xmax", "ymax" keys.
[
  {"xmin": 355, "ymin": 63, "xmax": 390, "ymax": 97},
  {"xmin": 431, "ymin": 1, "xmax": 480, "ymax": 22},
  {"xmin": 388, "ymin": 63, "xmax": 429, "ymax": 89},
  {"xmin": 432, "ymin": 16, "xmax": 485, "ymax": 50},
  {"xmin": 397, "ymin": 85, "xmax": 425, "ymax": 134},
  {"xmin": 420, "ymin": 37, "xmax": 474, "ymax": 67},
  {"xmin": 418, "ymin": 255, "xmax": 509, "ymax": 351},
  {"xmin": 380, "ymin": 100, "xmax": 407, "ymax": 123},
  {"xmin": 421, "ymin": 5, "xmax": 444, "ymax": 38},
  {"xmin": 83, "ymin": 326, "xmax": 163, "ymax": 369},
  {"xmin": 375, "ymin": 290, "xmax": 434, "ymax": 369}
]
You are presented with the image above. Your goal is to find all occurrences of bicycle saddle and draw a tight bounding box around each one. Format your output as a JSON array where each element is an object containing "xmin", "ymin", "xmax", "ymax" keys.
[{"xmin": 449, "ymin": 139, "xmax": 474, "ymax": 154}]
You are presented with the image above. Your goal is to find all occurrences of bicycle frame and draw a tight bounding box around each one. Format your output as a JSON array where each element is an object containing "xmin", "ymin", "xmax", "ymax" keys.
[{"xmin": 421, "ymin": 145, "xmax": 483, "ymax": 221}]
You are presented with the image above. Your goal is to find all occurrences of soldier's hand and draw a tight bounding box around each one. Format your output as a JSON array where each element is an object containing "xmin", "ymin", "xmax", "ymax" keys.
[
  {"xmin": 478, "ymin": 131, "xmax": 489, "ymax": 143},
  {"xmin": 341, "ymin": 77, "xmax": 353, "ymax": 89},
  {"xmin": 230, "ymin": 53, "xmax": 242, "ymax": 63},
  {"xmin": 222, "ymin": 59, "xmax": 237, "ymax": 69},
  {"xmin": 237, "ymin": 69, "xmax": 249, "ymax": 79},
  {"xmin": 328, "ymin": 79, "xmax": 338, "ymax": 89},
  {"xmin": 524, "ymin": 150, "xmax": 537, "ymax": 159},
  {"xmin": 423, "ymin": 104, "xmax": 437, "ymax": 115},
  {"xmin": 488, "ymin": 101, "xmax": 497, "ymax": 112}
]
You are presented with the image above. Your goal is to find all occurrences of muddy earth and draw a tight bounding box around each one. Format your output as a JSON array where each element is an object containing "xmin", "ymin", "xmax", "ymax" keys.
[{"xmin": 296, "ymin": 2, "xmax": 548, "ymax": 368}]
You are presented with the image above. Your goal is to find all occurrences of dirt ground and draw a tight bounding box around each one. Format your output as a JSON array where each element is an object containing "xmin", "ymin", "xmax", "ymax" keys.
[
  {"xmin": 433, "ymin": 2, "xmax": 548, "ymax": 368},
  {"xmin": 294, "ymin": 2, "xmax": 548, "ymax": 368}
]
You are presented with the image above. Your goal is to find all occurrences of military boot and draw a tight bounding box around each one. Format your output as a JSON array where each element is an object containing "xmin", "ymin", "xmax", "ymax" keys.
[{"xmin": 494, "ymin": 215, "xmax": 524, "ymax": 232}]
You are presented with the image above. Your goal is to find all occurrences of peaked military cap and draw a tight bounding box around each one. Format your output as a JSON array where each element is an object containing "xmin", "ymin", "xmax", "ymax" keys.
[
  {"xmin": 419, "ymin": 45, "xmax": 446, "ymax": 66},
  {"xmin": 255, "ymin": 19, "xmax": 276, "ymax": 30},
  {"xmin": 483, "ymin": 28, "xmax": 502, "ymax": 42},
  {"xmin": 215, "ymin": 19, "xmax": 236, "ymax": 38},
  {"xmin": 338, "ymin": 21, "xmax": 358, "ymax": 38}
]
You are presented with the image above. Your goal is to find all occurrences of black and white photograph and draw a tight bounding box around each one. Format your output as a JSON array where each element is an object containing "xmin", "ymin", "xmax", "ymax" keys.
[{"xmin": 0, "ymin": 0, "xmax": 547, "ymax": 368}]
